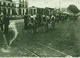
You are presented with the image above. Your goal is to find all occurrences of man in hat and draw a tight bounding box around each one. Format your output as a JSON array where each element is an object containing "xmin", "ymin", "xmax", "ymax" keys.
[
  {"xmin": 3, "ymin": 14, "xmax": 10, "ymax": 34},
  {"xmin": 24, "ymin": 13, "xmax": 28, "ymax": 30},
  {"xmin": 51, "ymin": 15, "xmax": 55, "ymax": 29}
]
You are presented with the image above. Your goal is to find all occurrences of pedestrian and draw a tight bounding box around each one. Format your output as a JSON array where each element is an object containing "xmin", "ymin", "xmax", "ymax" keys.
[
  {"xmin": 42, "ymin": 14, "xmax": 47, "ymax": 32},
  {"xmin": 30, "ymin": 15, "xmax": 37, "ymax": 34},
  {"xmin": 24, "ymin": 13, "xmax": 28, "ymax": 30},
  {"xmin": 45, "ymin": 15, "xmax": 49, "ymax": 32},
  {"xmin": 38, "ymin": 14, "xmax": 42, "ymax": 26},
  {"xmin": 51, "ymin": 15, "xmax": 55, "ymax": 29},
  {"xmin": 3, "ymin": 14, "xmax": 10, "ymax": 34},
  {"xmin": 55, "ymin": 14, "xmax": 59, "ymax": 23}
]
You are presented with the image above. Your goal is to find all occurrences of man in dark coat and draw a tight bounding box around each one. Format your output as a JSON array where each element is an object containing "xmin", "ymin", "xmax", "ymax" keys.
[
  {"xmin": 51, "ymin": 15, "xmax": 55, "ymax": 29},
  {"xmin": 24, "ymin": 13, "xmax": 28, "ymax": 30},
  {"xmin": 3, "ymin": 14, "xmax": 10, "ymax": 34}
]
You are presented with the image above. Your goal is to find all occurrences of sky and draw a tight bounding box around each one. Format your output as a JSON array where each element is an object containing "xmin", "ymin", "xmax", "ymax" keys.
[{"xmin": 12, "ymin": 0, "xmax": 80, "ymax": 9}]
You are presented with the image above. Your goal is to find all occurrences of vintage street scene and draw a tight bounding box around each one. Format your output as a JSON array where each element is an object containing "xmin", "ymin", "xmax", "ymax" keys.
[{"xmin": 0, "ymin": 0, "xmax": 80, "ymax": 57}]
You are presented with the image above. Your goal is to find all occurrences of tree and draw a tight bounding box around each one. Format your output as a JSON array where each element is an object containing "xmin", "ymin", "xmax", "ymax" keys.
[{"xmin": 67, "ymin": 5, "xmax": 80, "ymax": 14}]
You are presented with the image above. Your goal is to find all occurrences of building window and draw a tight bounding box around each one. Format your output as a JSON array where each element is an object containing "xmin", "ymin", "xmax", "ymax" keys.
[
  {"xmin": 8, "ymin": 3, "xmax": 10, "ymax": 7},
  {"xmin": 0, "ymin": 7, "xmax": 1, "ymax": 14},
  {"xmin": 3, "ymin": 8, "xmax": 6, "ymax": 15},
  {"xmin": 10, "ymin": 3, "xmax": 12, "ymax": 7},
  {"xmin": 1, "ymin": 2, "xmax": 3, "ymax": 6},
  {"xmin": 6, "ymin": 3, "xmax": 8, "ymax": 6},
  {"xmin": 3, "ymin": 2, "xmax": 6, "ymax": 6},
  {"xmin": 8, "ymin": 8, "xmax": 10, "ymax": 15}
]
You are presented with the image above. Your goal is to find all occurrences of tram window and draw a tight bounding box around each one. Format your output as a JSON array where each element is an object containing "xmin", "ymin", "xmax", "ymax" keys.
[
  {"xmin": 29, "ymin": 9, "xmax": 31, "ymax": 15},
  {"xmin": 1, "ymin": 2, "xmax": 3, "ymax": 6},
  {"xmin": 40, "ymin": 9, "xmax": 42, "ymax": 15},
  {"xmin": 10, "ymin": 3, "xmax": 12, "ymax": 7},
  {"xmin": 31, "ymin": 9, "xmax": 33, "ymax": 15},
  {"xmin": 34, "ymin": 9, "xmax": 36, "ymax": 14},
  {"xmin": 6, "ymin": 3, "xmax": 8, "ymax": 6},
  {"xmin": 8, "ymin": 8, "xmax": 10, "ymax": 15}
]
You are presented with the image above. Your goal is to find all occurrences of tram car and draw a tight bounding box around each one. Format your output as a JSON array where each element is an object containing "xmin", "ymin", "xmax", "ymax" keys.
[
  {"xmin": 37, "ymin": 8, "xmax": 45, "ymax": 15},
  {"xmin": 69, "ymin": 14, "xmax": 78, "ymax": 21},
  {"xmin": 26, "ymin": 6, "xmax": 37, "ymax": 15},
  {"xmin": 26, "ymin": 7, "xmax": 54, "ymax": 16},
  {"xmin": 61, "ymin": 12, "xmax": 69, "ymax": 20},
  {"xmin": 44, "ymin": 7, "xmax": 54, "ymax": 15}
]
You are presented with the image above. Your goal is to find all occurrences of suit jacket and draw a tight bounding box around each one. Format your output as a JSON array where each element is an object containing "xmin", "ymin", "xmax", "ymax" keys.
[{"xmin": 3, "ymin": 16, "xmax": 10, "ymax": 25}]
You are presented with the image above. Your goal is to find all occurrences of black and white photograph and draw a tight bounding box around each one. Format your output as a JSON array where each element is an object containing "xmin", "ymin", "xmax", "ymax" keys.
[{"xmin": 0, "ymin": 0, "xmax": 80, "ymax": 57}]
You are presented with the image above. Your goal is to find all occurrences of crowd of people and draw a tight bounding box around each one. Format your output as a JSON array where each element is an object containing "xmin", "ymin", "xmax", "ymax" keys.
[
  {"xmin": 0, "ymin": 11, "xmax": 78, "ymax": 51},
  {"xmin": 0, "ymin": 12, "xmax": 76, "ymax": 35},
  {"xmin": 23, "ymin": 13, "xmax": 69, "ymax": 34}
]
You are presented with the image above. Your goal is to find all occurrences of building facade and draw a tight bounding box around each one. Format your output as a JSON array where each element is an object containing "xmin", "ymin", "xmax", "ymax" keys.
[
  {"xmin": 0, "ymin": 0, "xmax": 16, "ymax": 15},
  {"xmin": 18, "ymin": 0, "xmax": 28, "ymax": 15},
  {"xmin": 0, "ymin": 0, "xmax": 28, "ymax": 15}
]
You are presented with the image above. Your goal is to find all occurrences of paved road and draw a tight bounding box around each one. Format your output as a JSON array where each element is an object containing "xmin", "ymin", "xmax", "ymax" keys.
[{"xmin": 0, "ymin": 17, "xmax": 80, "ymax": 57}]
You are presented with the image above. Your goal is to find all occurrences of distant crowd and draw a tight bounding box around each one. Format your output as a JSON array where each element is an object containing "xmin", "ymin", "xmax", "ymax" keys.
[{"xmin": 23, "ymin": 12, "xmax": 69, "ymax": 34}]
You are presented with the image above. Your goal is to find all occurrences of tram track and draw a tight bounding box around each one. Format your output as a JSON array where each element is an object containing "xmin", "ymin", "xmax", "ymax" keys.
[
  {"xmin": 16, "ymin": 40, "xmax": 40, "ymax": 57},
  {"xmin": 22, "ymin": 29, "xmax": 71, "ymax": 56}
]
